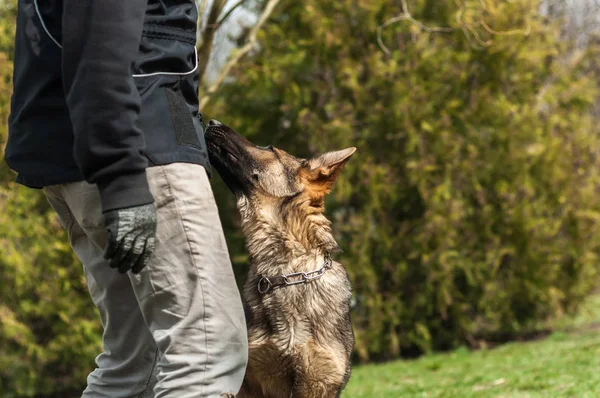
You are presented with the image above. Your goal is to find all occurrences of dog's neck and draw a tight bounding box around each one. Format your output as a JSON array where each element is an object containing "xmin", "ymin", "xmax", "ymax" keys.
[{"xmin": 237, "ymin": 195, "xmax": 339, "ymax": 271}]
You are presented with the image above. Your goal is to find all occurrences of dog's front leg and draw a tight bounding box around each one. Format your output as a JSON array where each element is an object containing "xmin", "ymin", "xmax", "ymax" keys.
[{"xmin": 292, "ymin": 340, "xmax": 347, "ymax": 398}]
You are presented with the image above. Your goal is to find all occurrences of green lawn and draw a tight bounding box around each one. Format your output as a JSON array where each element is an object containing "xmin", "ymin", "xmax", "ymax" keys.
[{"xmin": 344, "ymin": 296, "xmax": 600, "ymax": 398}]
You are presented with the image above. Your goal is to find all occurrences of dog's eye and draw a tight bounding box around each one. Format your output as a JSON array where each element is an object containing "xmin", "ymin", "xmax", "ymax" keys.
[
  {"xmin": 251, "ymin": 173, "xmax": 260, "ymax": 181},
  {"xmin": 258, "ymin": 145, "xmax": 275, "ymax": 152}
]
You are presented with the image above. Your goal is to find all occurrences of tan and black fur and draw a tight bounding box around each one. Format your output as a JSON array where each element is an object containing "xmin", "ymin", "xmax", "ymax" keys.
[{"xmin": 205, "ymin": 121, "xmax": 355, "ymax": 398}]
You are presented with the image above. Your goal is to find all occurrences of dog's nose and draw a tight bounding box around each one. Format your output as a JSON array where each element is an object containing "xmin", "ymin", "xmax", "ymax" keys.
[{"xmin": 208, "ymin": 119, "xmax": 222, "ymax": 126}]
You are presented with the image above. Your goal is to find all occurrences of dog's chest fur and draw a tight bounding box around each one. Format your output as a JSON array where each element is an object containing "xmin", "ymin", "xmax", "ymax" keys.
[
  {"xmin": 245, "ymin": 257, "xmax": 352, "ymax": 352},
  {"xmin": 238, "ymin": 197, "xmax": 353, "ymax": 353}
]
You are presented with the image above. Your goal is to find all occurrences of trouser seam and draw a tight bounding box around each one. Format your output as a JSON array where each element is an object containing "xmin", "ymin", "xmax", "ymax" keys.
[
  {"xmin": 137, "ymin": 347, "xmax": 159, "ymax": 398},
  {"xmin": 159, "ymin": 165, "xmax": 210, "ymax": 397}
]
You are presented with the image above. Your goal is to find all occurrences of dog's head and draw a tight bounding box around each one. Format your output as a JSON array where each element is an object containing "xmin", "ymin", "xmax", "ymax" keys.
[{"xmin": 205, "ymin": 120, "xmax": 355, "ymax": 216}]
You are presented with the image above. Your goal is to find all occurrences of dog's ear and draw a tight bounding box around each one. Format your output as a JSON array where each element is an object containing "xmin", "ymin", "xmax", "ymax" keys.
[
  {"xmin": 307, "ymin": 147, "xmax": 356, "ymax": 180},
  {"xmin": 301, "ymin": 147, "xmax": 356, "ymax": 201}
]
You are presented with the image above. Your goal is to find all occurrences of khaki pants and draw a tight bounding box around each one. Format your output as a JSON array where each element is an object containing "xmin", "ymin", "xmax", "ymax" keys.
[{"xmin": 43, "ymin": 163, "xmax": 248, "ymax": 398}]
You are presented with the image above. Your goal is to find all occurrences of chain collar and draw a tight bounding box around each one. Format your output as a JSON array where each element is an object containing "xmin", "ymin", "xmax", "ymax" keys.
[{"xmin": 257, "ymin": 252, "xmax": 333, "ymax": 294}]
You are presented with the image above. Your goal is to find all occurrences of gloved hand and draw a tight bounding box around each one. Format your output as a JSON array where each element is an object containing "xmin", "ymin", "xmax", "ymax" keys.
[{"xmin": 103, "ymin": 203, "xmax": 157, "ymax": 274}]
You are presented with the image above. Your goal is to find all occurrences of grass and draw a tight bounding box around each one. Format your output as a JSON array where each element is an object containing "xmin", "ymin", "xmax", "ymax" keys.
[{"xmin": 343, "ymin": 295, "xmax": 600, "ymax": 397}]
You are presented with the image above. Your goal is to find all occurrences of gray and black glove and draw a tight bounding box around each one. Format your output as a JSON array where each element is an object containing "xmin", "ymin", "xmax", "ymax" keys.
[{"xmin": 103, "ymin": 203, "xmax": 157, "ymax": 274}]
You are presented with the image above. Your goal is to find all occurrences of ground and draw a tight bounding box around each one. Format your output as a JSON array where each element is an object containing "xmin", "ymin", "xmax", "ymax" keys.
[{"xmin": 343, "ymin": 295, "xmax": 600, "ymax": 397}]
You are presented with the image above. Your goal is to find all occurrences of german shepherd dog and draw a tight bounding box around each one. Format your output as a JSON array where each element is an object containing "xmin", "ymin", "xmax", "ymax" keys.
[{"xmin": 204, "ymin": 120, "xmax": 355, "ymax": 398}]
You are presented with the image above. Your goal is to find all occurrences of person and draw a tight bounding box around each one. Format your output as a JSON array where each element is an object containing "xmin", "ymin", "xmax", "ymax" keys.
[{"xmin": 4, "ymin": 1, "xmax": 248, "ymax": 397}]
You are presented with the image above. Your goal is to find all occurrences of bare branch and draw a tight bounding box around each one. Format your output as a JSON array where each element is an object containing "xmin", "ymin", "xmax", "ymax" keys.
[
  {"xmin": 480, "ymin": 19, "xmax": 531, "ymax": 37},
  {"xmin": 197, "ymin": 0, "xmax": 227, "ymax": 83},
  {"xmin": 466, "ymin": 23, "xmax": 492, "ymax": 47},
  {"xmin": 196, "ymin": 0, "xmax": 209, "ymax": 41},
  {"xmin": 377, "ymin": 0, "xmax": 454, "ymax": 55},
  {"xmin": 199, "ymin": 0, "xmax": 281, "ymax": 110},
  {"xmin": 218, "ymin": 0, "xmax": 247, "ymax": 27},
  {"xmin": 377, "ymin": 0, "xmax": 532, "ymax": 53},
  {"xmin": 399, "ymin": 0, "xmax": 454, "ymax": 33},
  {"xmin": 377, "ymin": 15, "xmax": 409, "ymax": 55}
]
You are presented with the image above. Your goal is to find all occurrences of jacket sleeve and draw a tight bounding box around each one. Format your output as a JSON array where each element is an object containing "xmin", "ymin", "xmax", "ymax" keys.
[{"xmin": 61, "ymin": 0, "xmax": 154, "ymax": 213}]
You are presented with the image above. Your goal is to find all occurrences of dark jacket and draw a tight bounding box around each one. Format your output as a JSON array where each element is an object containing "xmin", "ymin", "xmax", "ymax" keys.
[{"xmin": 5, "ymin": 0, "xmax": 210, "ymax": 212}]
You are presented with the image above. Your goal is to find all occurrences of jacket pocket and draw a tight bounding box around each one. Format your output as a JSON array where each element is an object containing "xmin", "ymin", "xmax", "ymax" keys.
[{"xmin": 133, "ymin": 71, "xmax": 207, "ymax": 166}]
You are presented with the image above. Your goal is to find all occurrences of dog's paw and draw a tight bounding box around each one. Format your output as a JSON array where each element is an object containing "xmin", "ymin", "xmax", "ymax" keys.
[{"xmin": 220, "ymin": 393, "xmax": 236, "ymax": 398}]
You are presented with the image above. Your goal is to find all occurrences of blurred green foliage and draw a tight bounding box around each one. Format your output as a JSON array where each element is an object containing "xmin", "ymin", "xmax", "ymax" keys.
[
  {"xmin": 0, "ymin": 0, "xmax": 599, "ymax": 396},
  {"xmin": 205, "ymin": 0, "xmax": 600, "ymax": 361},
  {"xmin": 0, "ymin": 3, "xmax": 100, "ymax": 397}
]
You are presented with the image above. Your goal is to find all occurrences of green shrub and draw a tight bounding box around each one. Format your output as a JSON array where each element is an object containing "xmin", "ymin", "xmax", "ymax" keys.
[
  {"xmin": 0, "ymin": 5, "xmax": 100, "ymax": 396},
  {"xmin": 206, "ymin": 0, "xmax": 600, "ymax": 361}
]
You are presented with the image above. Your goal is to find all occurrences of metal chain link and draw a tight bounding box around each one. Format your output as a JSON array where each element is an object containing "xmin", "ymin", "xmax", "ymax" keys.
[{"xmin": 257, "ymin": 252, "xmax": 332, "ymax": 294}]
